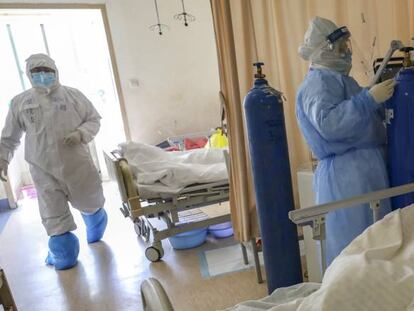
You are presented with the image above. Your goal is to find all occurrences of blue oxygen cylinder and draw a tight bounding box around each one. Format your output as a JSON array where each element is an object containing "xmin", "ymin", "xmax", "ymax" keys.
[
  {"xmin": 244, "ymin": 63, "xmax": 302, "ymax": 293},
  {"xmin": 386, "ymin": 65, "xmax": 414, "ymax": 210}
]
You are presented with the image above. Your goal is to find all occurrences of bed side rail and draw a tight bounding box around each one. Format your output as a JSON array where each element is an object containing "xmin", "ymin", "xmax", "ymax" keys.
[
  {"xmin": 289, "ymin": 182, "xmax": 414, "ymax": 272},
  {"xmin": 289, "ymin": 182, "xmax": 414, "ymax": 225},
  {"xmin": 104, "ymin": 150, "xmax": 142, "ymax": 217},
  {"xmin": 104, "ymin": 150, "xmax": 129, "ymax": 203}
]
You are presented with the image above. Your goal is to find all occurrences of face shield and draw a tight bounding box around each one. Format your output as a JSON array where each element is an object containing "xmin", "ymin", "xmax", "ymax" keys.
[
  {"xmin": 327, "ymin": 26, "xmax": 351, "ymax": 47},
  {"xmin": 30, "ymin": 66, "xmax": 55, "ymax": 74},
  {"xmin": 327, "ymin": 27, "xmax": 352, "ymax": 58}
]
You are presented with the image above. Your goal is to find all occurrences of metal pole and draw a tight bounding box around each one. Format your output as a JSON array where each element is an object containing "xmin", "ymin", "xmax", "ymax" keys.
[
  {"xmin": 370, "ymin": 200, "xmax": 381, "ymax": 223},
  {"xmin": 320, "ymin": 239, "xmax": 327, "ymax": 274},
  {"xmin": 369, "ymin": 40, "xmax": 404, "ymax": 88},
  {"xmin": 6, "ymin": 24, "xmax": 26, "ymax": 91},
  {"xmin": 312, "ymin": 217, "xmax": 327, "ymax": 275},
  {"xmin": 251, "ymin": 238, "xmax": 263, "ymax": 284},
  {"xmin": 40, "ymin": 24, "xmax": 51, "ymax": 56},
  {"xmin": 240, "ymin": 243, "xmax": 249, "ymax": 265}
]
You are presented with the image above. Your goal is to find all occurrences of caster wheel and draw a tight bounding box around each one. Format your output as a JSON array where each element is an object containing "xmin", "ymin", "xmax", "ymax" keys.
[
  {"xmin": 152, "ymin": 242, "xmax": 164, "ymax": 258},
  {"xmin": 158, "ymin": 247, "xmax": 165, "ymax": 258},
  {"xmin": 145, "ymin": 246, "xmax": 161, "ymax": 262}
]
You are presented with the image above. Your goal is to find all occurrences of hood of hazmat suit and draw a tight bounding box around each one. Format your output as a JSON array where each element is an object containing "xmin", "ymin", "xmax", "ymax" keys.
[
  {"xmin": 26, "ymin": 53, "xmax": 61, "ymax": 93},
  {"xmin": 299, "ymin": 16, "xmax": 352, "ymax": 75}
]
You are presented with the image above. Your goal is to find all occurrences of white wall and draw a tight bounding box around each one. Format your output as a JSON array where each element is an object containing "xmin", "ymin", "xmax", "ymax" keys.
[
  {"xmin": 105, "ymin": 0, "xmax": 221, "ymax": 143},
  {"xmin": 0, "ymin": 0, "xmax": 221, "ymax": 145},
  {"xmin": 0, "ymin": 0, "xmax": 221, "ymax": 196}
]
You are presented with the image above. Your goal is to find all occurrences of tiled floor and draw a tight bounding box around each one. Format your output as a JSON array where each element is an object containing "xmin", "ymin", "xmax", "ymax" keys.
[{"xmin": 0, "ymin": 182, "xmax": 267, "ymax": 311}]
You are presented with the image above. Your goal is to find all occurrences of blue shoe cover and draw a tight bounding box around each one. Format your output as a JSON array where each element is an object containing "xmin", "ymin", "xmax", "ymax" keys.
[
  {"xmin": 81, "ymin": 208, "xmax": 108, "ymax": 243},
  {"xmin": 45, "ymin": 232, "xmax": 79, "ymax": 270}
]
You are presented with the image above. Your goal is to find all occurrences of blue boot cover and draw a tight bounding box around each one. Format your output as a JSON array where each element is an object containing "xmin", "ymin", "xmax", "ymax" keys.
[
  {"xmin": 81, "ymin": 208, "xmax": 108, "ymax": 243},
  {"xmin": 45, "ymin": 232, "xmax": 79, "ymax": 270}
]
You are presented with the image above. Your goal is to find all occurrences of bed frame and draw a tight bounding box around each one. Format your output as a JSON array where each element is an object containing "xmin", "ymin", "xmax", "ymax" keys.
[
  {"xmin": 104, "ymin": 150, "xmax": 231, "ymax": 262},
  {"xmin": 289, "ymin": 182, "xmax": 414, "ymax": 273},
  {"xmin": 0, "ymin": 267, "xmax": 17, "ymax": 311},
  {"xmin": 139, "ymin": 182, "xmax": 414, "ymax": 310}
]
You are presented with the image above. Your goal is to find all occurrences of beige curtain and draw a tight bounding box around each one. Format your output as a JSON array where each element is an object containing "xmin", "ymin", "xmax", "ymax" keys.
[
  {"xmin": 211, "ymin": 0, "xmax": 414, "ymax": 242},
  {"xmin": 211, "ymin": 0, "xmax": 259, "ymax": 241}
]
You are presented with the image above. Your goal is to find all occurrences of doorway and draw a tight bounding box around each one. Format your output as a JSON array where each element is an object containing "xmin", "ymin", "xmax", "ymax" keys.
[{"xmin": 0, "ymin": 7, "xmax": 126, "ymax": 198}]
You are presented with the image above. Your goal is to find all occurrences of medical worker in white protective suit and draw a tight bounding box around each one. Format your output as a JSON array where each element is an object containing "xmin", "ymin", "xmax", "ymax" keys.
[
  {"xmin": 0, "ymin": 54, "xmax": 107, "ymax": 270},
  {"xmin": 296, "ymin": 17, "xmax": 395, "ymax": 265}
]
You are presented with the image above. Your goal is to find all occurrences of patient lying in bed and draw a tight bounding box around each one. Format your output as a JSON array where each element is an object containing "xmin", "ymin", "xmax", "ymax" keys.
[
  {"xmin": 119, "ymin": 142, "xmax": 228, "ymax": 199},
  {"xmin": 226, "ymin": 204, "xmax": 414, "ymax": 311}
]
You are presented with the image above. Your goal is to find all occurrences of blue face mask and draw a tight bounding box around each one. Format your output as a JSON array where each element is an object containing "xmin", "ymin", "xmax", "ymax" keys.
[{"xmin": 31, "ymin": 72, "xmax": 56, "ymax": 88}]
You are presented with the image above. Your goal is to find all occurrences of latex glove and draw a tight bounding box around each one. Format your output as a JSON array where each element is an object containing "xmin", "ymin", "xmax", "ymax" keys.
[
  {"xmin": 0, "ymin": 159, "xmax": 8, "ymax": 182},
  {"xmin": 63, "ymin": 130, "xmax": 82, "ymax": 146},
  {"xmin": 369, "ymin": 79, "xmax": 397, "ymax": 104}
]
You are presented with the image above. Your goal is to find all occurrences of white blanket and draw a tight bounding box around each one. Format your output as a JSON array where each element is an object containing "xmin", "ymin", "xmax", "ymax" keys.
[
  {"xmin": 119, "ymin": 142, "xmax": 228, "ymax": 198},
  {"xmin": 227, "ymin": 205, "xmax": 414, "ymax": 311}
]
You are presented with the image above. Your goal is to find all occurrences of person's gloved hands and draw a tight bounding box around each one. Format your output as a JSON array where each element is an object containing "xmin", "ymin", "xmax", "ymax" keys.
[
  {"xmin": 63, "ymin": 130, "xmax": 82, "ymax": 146},
  {"xmin": 0, "ymin": 159, "xmax": 8, "ymax": 182},
  {"xmin": 369, "ymin": 79, "xmax": 397, "ymax": 104}
]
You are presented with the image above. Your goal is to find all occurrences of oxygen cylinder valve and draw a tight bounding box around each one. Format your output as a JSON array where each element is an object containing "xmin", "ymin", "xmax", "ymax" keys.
[
  {"xmin": 400, "ymin": 47, "xmax": 414, "ymax": 67},
  {"xmin": 253, "ymin": 62, "xmax": 266, "ymax": 79}
]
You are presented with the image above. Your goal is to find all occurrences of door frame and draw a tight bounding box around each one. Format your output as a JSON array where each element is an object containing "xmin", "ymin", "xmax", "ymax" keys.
[{"xmin": 0, "ymin": 2, "xmax": 131, "ymax": 141}]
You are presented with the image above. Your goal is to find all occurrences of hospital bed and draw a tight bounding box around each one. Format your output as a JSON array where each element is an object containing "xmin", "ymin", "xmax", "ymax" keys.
[
  {"xmin": 104, "ymin": 148, "xmax": 231, "ymax": 262},
  {"xmin": 139, "ymin": 182, "xmax": 414, "ymax": 310},
  {"xmin": 289, "ymin": 181, "xmax": 414, "ymax": 272}
]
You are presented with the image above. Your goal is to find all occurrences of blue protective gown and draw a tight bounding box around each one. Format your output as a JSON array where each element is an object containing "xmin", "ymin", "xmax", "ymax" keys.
[{"xmin": 296, "ymin": 68, "xmax": 391, "ymax": 265}]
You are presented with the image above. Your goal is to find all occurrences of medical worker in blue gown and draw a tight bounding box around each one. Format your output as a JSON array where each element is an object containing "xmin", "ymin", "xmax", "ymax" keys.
[
  {"xmin": 0, "ymin": 54, "xmax": 108, "ymax": 270},
  {"xmin": 296, "ymin": 17, "xmax": 396, "ymax": 265}
]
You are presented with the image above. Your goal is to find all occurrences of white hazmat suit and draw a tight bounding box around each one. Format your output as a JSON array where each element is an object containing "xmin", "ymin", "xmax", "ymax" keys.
[{"xmin": 0, "ymin": 54, "xmax": 106, "ymax": 269}]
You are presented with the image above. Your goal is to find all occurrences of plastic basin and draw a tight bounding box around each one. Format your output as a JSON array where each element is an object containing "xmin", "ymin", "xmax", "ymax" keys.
[
  {"xmin": 208, "ymin": 221, "xmax": 234, "ymax": 238},
  {"xmin": 168, "ymin": 228, "xmax": 207, "ymax": 250}
]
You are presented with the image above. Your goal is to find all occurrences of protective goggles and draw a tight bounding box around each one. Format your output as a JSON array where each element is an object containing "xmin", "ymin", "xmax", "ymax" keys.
[
  {"xmin": 326, "ymin": 26, "xmax": 352, "ymax": 54},
  {"xmin": 30, "ymin": 66, "xmax": 55, "ymax": 73},
  {"xmin": 327, "ymin": 26, "xmax": 351, "ymax": 44}
]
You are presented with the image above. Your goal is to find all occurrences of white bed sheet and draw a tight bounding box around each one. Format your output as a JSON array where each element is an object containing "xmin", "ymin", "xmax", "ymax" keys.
[
  {"xmin": 119, "ymin": 142, "xmax": 228, "ymax": 198},
  {"xmin": 227, "ymin": 204, "xmax": 414, "ymax": 311}
]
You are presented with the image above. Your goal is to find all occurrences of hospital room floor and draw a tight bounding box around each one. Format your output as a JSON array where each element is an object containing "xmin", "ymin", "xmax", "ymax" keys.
[{"xmin": 0, "ymin": 181, "xmax": 267, "ymax": 311}]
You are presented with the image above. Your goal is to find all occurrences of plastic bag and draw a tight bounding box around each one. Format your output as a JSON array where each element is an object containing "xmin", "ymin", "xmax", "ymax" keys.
[
  {"xmin": 184, "ymin": 137, "xmax": 208, "ymax": 150},
  {"xmin": 205, "ymin": 128, "xmax": 228, "ymax": 149}
]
